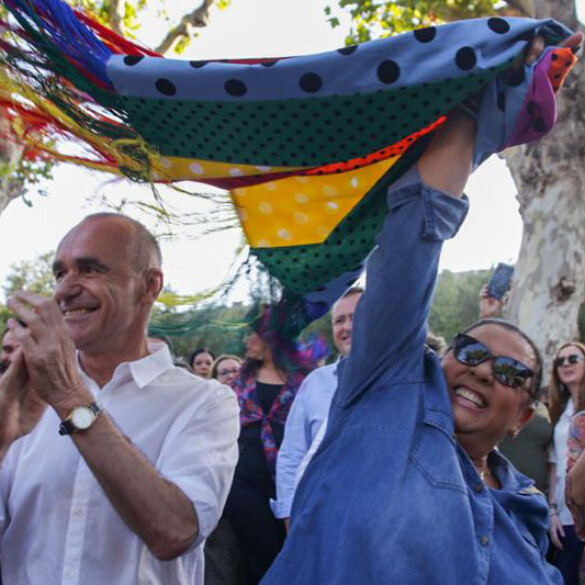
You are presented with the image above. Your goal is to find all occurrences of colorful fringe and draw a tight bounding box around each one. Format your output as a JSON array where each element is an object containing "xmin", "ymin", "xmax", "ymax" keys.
[{"xmin": 0, "ymin": 1, "xmax": 578, "ymax": 337}]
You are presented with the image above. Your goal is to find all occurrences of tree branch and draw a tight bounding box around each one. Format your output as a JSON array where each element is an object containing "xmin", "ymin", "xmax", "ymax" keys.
[
  {"xmin": 106, "ymin": 0, "xmax": 124, "ymax": 36},
  {"xmin": 154, "ymin": 0, "xmax": 215, "ymax": 55}
]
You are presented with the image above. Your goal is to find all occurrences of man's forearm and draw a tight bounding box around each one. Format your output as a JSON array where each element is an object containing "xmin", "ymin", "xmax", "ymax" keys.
[{"xmin": 63, "ymin": 407, "xmax": 198, "ymax": 560}]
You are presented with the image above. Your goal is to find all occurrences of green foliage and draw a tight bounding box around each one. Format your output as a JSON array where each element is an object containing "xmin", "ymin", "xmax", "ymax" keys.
[
  {"xmin": 2, "ymin": 251, "xmax": 56, "ymax": 300},
  {"xmin": 429, "ymin": 268, "xmax": 490, "ymax": 342},
  {"xmin": 328, "ymin": 0, "xmax": 501, "ymax": 44}
]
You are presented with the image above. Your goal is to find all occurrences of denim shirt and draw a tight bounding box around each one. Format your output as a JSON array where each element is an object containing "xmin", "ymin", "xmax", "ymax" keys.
[{"xmin": 262, "ymin": 171, "xmax": 561, "ymax": 585}]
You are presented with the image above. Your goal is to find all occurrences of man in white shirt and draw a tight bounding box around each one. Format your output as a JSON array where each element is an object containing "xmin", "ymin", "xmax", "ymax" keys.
[
  {"xmin": 0, "ymin": 213, "xmax": 239, "ymax": 585},
  {"xmin": 271, "ymin": 287, "xmax": 363, "ymax": 524}
]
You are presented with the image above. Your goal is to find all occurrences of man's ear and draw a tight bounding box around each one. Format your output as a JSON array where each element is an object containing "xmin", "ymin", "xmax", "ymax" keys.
[
  {"xmin": 143, "ymin": 268, "xmax": 164, "ymax": 302},
  {"xmin": 508, "ymin": 403, "xmax": 535, "ymax": 438}
]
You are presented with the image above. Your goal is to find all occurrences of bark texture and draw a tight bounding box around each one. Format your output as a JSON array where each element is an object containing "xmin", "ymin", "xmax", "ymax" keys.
[
  {"xmin": 504, "ymin": 0, "xmax": 584, "ymax": 372},
  {"xmin": 0, "ymin": 114, "xmax": 25, "ymax": 216}
]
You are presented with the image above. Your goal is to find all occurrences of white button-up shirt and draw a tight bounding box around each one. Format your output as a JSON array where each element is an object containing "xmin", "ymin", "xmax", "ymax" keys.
[{"xmin": 0, "ymin": 345, "xmax": 239, "ymax": 584}]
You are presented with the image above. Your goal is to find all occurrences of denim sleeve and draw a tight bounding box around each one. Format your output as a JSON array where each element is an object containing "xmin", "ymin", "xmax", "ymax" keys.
[
  {"xmin": 335, "ymin": 167, "xmax": 469, "ymax": 407},
  {"xmin": 272, "ymin": 378, "xmax": 312, "ymax": 519}
]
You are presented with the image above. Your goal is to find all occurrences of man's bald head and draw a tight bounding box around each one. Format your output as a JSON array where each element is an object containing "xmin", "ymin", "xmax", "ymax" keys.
[{"xmin": 72, "ymin": 213, "xmax": 162, "ymax": 273}]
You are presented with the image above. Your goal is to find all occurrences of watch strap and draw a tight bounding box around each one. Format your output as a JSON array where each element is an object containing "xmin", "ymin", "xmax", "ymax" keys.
[{"xmin": 58, "ymin": 402, "xmax": 101, "ymax": 436}]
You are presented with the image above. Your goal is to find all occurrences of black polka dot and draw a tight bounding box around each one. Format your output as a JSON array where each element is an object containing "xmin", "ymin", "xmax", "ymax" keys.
[
  {"xmin": 377, "ymin": 60, "xmax": 400, "ymax": 84},
  {"xmin": 124, "ymin": 55, "xmax": 144, "ymax": 66},
  {"xmin": 551, "ymin": 53, "xmax": 559, "ymax": 61},
  {"xmin": 414, "ymin": 27, "xmax": 436, "ymax": 43},
  {"xmin": 455, "ymin": 47, "xmax": 477, "ymax": 71},
  {"xmin": 155, "ymin": 78, "xmax": 177, "ymax": 96},
  {"xmin": 506, "ymin": 67, "xmax": 525, "ymax": 87},
  {"xmin": 224, "ymin": 79, "xmax": 247, "ymax": 97},
  {"xmin": 532, "ymin": 117, "xmax": 547, "ymax": 132},
  {"xmin": 487, "ymin": 18, "xmax": 510, "ymax": 34},
  {"xmin": 338, "ymin": 45, "xmax": 358, "ymax": 56},
  {"xmin": 299, "ymin": 72, "xmax": 323, "ymax": 93},
  {"xmin": 189, "ymin": 60, "xmax": 208, "ymax": 68}
]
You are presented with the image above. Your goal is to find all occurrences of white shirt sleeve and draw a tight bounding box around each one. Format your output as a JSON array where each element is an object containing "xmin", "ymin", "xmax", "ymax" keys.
[
  {"xmin": 271, "ymin": 378, "xmax": 312, "ymax": 519},
  {"xmin": 157, "ymin": 382, "xmax": 240, "ymax": 548}
]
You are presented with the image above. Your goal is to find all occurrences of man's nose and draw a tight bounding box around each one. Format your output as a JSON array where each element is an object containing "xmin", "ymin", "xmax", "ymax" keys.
[{"xmin": 53, "ymin": 273, "xmax": 82, "ymax": 301}]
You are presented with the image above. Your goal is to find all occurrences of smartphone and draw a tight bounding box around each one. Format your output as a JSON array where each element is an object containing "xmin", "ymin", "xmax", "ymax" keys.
[{"xmin": 487, "ymin": 263, "xmax": 514, "ymax": 300}]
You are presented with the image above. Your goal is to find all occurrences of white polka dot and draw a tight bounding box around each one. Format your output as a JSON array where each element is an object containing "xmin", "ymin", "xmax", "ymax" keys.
[
  {"xmin": 296, "ymin": 176, "xmax": 310, "ymax": 184},
  {"xmin": 277, "ymin": 228, "xmax": 292, "ymax": 240},
  {"xmin": 317, "ymin": 225, "xmax": 330, "ymax": 237},
  {"xmin": 189, "ymin": 162, "xmax": 205, "ymax": 175},
  {"xmin": 294, "ymin": 192, "xmax": 309, "ymax": 204},
  {"xmin": 236, "ymin": 187, "xmax": 248, "ymax": 196},
  {"xmin": 264, "ymin": 182, "xmax": 277, "ymax": 191},
  {"xmin": 159, "ymin": 157, "xmax": 172, "ymax": 169},
  {"xmin": 152, "ymin": 171, "xmax": 161, "ymax": 181},
  {"xmin": 325, "ymin": 201, "xmax": 339, "ymax": 212},
  {"xmin": 237, "ymin": 208, "xmax": 248, "ymax": 222},
  {"xmin": 294, "ymin": 212, "xmax": 309, "ymax": 225},
  {"xmin": 322, "ymin": 185, "xmax": 338, "ymax": 197},
  {"xmin": 256, "ymin": 165, "xmax": 272, "ymax": 172},
  {"xmin": 350, "ymin": 177, "xmax": 359, "ymax": 188},
  {"xmin": 259, "ymin": 201, "xmax": 273, "ymax": 214},
  {"xmin": 256, "ymin": 239, "xmax": 270, "ymax": 248},
  {"xmin": 229, "ymin": 167, "xmax": 244, "ymax": 177}
]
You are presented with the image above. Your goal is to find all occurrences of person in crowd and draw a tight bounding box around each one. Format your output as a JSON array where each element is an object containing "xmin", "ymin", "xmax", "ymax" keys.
[
  {"xmin": 190, "ymin": 348, "xmax": 216, "ymax": 378},
  {"xmin": 548, "ymin": 341, "xmax": 585, "ymax": 584},
  {"xmin": 564, "ymin": 385, "xmax": 585, "ymax": 585},
  {"xmin": 0, "ymin": 213, "xmax": 239, "ymax": 584},
  {"xmin": 0, "ymin": 327, "xmax": 19, "ymax": 375},
  {"xmin": 212, "ymin": 355, "xmax": 243, "ymax": 387},
  {"xmin": 263, "ymin": 32, "xmax": 583, "ymax": 585},
  {"xmin": 224, "ymin": 312, "xmax": 314, "ymax": 584},
  {"xmin": 479, "ymin": 285, "xmax": 553, "ymax": 495},
  {"xmin": 271, "ymin": 287, "xmax": 363, "ymax": 525},
  {"xmin": 204, "ymin": 355, "xmax": 244, "ymax": 585}
]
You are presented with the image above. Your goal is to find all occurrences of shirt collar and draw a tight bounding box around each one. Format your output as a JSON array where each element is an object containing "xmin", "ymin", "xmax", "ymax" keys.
[{"xmin": 77, "ymin": 344, "xmax": 174, "ymax": 390}]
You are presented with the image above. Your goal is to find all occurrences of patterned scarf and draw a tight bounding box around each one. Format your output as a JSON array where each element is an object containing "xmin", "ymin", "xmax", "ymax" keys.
[
  {"xmin": 0, "ymin": 2, "xmax": 578, "ymax": 337},
  {"xmin": 233, "ymin": 369, "xmax": 306, "ymax": 479}
]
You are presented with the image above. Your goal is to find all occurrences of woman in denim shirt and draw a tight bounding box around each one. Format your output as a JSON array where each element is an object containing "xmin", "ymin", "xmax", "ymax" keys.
[{"xmin": 263, "ymin": 31, "xmax": 583, "ymax": 585}]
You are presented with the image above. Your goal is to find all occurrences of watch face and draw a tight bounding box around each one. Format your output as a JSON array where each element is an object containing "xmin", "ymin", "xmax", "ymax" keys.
[{"xmin": 71, "ymin": 407, "xmax": 95, "ymax": 430}]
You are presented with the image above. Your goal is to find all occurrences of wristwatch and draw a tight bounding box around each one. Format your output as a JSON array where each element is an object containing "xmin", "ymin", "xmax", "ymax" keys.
[{"xmin": 59, "ymin": 402, "xmax": 102, "ymax": 436}]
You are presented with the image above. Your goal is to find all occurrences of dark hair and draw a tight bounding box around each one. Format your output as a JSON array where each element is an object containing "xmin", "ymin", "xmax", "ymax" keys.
[
  {"xmin": 549, "ymin": 341, "xmax": 585, "ymax": 427},
  {"xmin": 189, "ymin": 348, "xmax": 216, "ymax": 368},
  {"xmin": 455, "ymin": 318, "xmax": 543, "ymax": 400}
]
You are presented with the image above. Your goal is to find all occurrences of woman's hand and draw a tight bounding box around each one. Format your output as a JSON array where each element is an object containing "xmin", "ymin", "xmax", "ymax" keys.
[{"xmin": 549, "ymin": 513, "xmax": 565, "ymax": 550}]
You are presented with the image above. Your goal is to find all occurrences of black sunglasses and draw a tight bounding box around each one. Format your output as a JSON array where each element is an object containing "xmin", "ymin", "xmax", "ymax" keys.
[
  {"xmin": 451, "ymin": 333, "xmax": 534, "ymax": 390},
  {"xmin": 554, "ymin": 353, "xmax": 585, "ymax": 368}
]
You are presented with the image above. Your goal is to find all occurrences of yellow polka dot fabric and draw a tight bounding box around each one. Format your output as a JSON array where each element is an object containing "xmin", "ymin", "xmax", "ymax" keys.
[
  {"xmin": 149, "ymin": 156, "xmax": 296, "ymax": 181},
  {"xmin": 231, "ymin": 156, "xmax": 399, "ymax": 247}
]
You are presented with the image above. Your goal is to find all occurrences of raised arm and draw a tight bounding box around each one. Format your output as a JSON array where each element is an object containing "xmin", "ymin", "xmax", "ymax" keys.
[{"xmin": 336, "ymin": 112, "xmax": 474, "ymax": 405}]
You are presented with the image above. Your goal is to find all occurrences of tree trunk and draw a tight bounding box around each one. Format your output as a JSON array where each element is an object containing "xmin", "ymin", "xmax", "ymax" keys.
[
  {"xmin": 504, "ymin": 0, "xmax": 584, "ymax": 375},
  {"xmin": 0, "ymin": 114, "xmax": 25, "ymax": 215}
]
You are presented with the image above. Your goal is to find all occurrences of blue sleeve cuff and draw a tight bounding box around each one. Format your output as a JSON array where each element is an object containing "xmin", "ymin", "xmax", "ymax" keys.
[
  {"xmin": 387, "ymin": 175, "xmax": 469, "ymax": 242},
  {"xmin": 270, "ymin": 497, "xmax": 292, "ymax": 519}
]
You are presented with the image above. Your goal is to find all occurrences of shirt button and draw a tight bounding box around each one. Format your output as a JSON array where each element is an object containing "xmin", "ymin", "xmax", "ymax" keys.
[
  {"xmin": 480, "ymin": 536, "xmax": 489, "ymax": 547},
  {"xmin": 73, "ymin": 507, "xmax": 83, "ymax": 516},
  {"xmin": 64, "ymin": 570, "xmax": 76, "ymax": 579}
]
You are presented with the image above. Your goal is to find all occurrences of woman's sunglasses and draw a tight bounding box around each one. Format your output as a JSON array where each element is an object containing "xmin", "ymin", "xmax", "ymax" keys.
[
  {"xmin": 451, "ymin": 333, "xmax": 534, "ymax": 390},
  {"xmin": 554, "ymin": 353, "xmax": 585, "ymax": 368}
]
